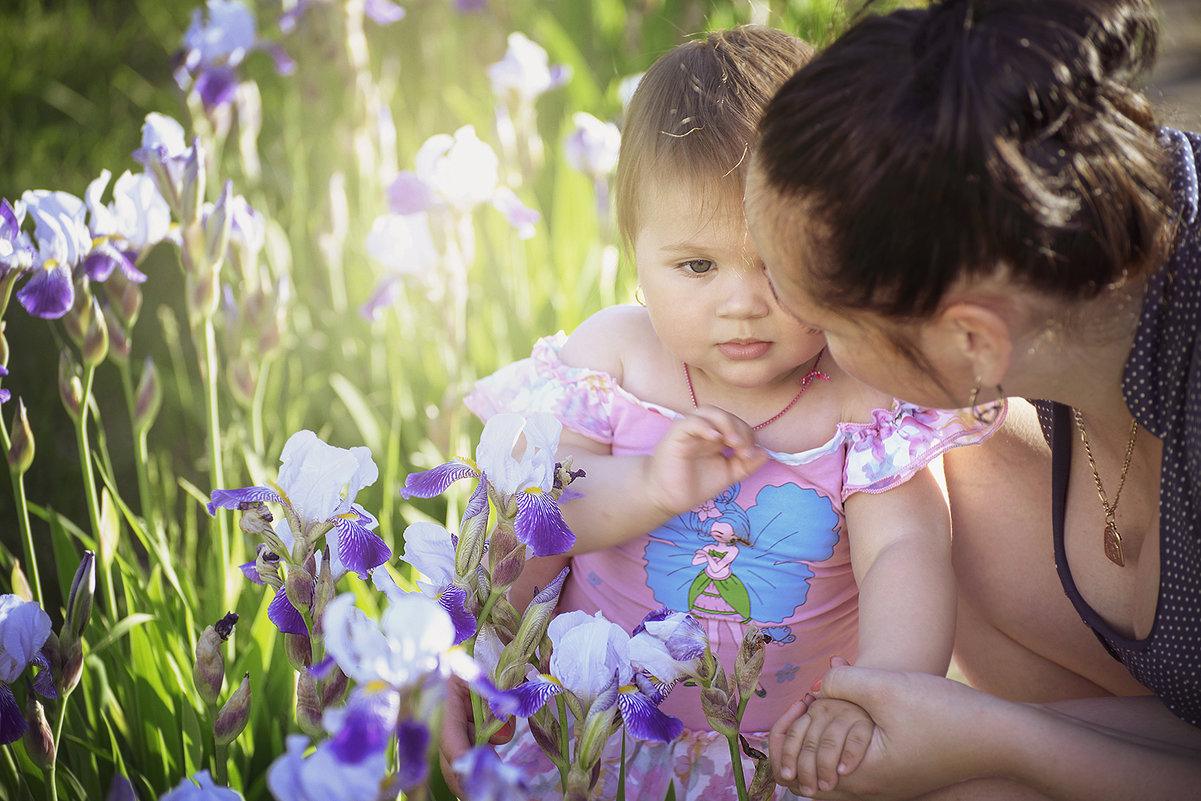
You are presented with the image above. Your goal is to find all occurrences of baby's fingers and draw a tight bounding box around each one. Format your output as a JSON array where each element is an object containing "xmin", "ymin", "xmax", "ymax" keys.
[
  {"xmin": 688, "ymin": 406, "xmax": 759, "ymax": 456},
  {"xmin": 769, "ymin": 696, "xmax": 814, "ymax": 784}
]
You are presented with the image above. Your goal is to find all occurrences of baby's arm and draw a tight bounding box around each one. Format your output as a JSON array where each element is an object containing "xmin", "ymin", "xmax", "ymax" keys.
[
  {"xmin": 555, "ymin": 407, "xmax": 766, "ymax": 553},
  {"xmin": 774, "ymin": 466, "xmax": 955, "ymax": 794},
  {"xmin": 552, "ymin": 310, "xmax": 766, "ymax": 554}
]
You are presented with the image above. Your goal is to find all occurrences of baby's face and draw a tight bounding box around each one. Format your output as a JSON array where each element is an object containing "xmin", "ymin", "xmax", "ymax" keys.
[{"xmin": 632, "ymin": 174, "xmax": 824, "ymax": 396}]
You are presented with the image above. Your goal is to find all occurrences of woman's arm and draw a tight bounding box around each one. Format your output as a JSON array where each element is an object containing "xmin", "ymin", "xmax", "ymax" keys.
[{"xmin": 801, "ymin": 667, "xmax": 1201, "ymax": 801}]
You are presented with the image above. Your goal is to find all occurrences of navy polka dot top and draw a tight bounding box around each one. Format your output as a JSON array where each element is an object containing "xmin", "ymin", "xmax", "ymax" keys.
[{"xmin": 1042, "ymin": 128, "xmax": 1201, "ymax": 728}]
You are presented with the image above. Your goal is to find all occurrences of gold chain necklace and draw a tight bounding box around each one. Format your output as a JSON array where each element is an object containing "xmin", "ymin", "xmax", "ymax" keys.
[{"xmin": 1073, "ymin": 410, "xmax": 1139, "ymax": 567}]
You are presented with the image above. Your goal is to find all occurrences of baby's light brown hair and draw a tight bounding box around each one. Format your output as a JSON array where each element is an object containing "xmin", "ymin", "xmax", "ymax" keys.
[{"xmin": 615, "ymin": 26, "xmax": 816, "ymax": 249}]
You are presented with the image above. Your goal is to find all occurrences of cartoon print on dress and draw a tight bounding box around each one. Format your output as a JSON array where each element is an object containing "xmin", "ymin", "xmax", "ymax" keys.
[{"xmin": 642, "ymin": 482, "xmax": 841, "ymax": 625}]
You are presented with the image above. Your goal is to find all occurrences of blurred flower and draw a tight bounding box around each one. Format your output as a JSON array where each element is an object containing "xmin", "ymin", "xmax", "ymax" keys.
[
  {"xmin": 618, "ymin": 72, "xmax": 644, "ymax": 110},
  {"xmin": 490, "ymin": 187, "xmax": 539, "ymax": 240},
  {"xmin": 378, "ymin": 524, "xmax": 475, "ymax": 644},
  {"xmin": 158, "ymin": 770, "xmax": 245, "ymax": 800},
  {"xmin": 487, "ymin": 32, "xmax": 570, "ymax": 106},
  {"xmin": 359, "ymin": 211, "xmax": 439, "ymax": 321},
  {"xmin": 453, "ymin": 746, "xmax": 530, "ymax": 801},
  {"xmin": 0, "ymin": 199, "xmax": 35, "ymax": 279},
  {"xmin": 83, "ymin": 169, "xmax": 171, "ymax": 283},
  {"xmin": 454, "ymin": 0, "xmax": 488, "ymax": 12},
  {"xmin": 177, "ymin": 0, "xmax": 294, "ymax": 112},
  {"xmin": 401, "ymin": 413, "xmax": 575, "ymax": 557},
  {"xmin": 16, "ymin": 190, "xmax": 91, "ymax": 319},
  {"xmin": 281, "ymin": 0, "xmax": 405, "ymax": 33},
  {"xmin": 415, "ymin": 125, "xmax": 499, "ymax": 211},
  {"xmin": 132, "ymin": 113, "xmax": 204, "ymax": 217},
  {"xmin": 564, "ymin": 112, "xmax": 621, "ymax": 179},
  {"xmin": 0, "ymin": 594, "xmax": 53, "ymax": 745},
  {"xmin": 267, "ymin": 733, "xmax": 388, "ymax": 801},
  {"xmin": 207, "ymin": 430, "xmax": 389, "ymax": 578}
]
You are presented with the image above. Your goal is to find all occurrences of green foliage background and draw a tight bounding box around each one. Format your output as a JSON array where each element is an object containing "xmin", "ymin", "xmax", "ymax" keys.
[{"xmin": 0, "ymin": 1, "xmax": 888, "ymax": 799}]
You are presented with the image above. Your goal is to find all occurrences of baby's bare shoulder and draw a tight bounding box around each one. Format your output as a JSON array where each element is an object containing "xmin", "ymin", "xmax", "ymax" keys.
[{"xmin": 560, "ymin": 305, "xmax": 653, "ymax": 382}]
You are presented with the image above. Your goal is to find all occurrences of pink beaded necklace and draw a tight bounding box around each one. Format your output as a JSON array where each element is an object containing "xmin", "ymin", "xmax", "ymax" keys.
[{"xmin": 682, "ymin": 349, "xmax": 830, "ymax": 431}]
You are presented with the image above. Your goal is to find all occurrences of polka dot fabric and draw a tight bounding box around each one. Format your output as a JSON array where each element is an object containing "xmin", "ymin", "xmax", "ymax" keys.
[{"xmin": 1045, "ymin": 128, "xmax": 1201, "ymax": 728}]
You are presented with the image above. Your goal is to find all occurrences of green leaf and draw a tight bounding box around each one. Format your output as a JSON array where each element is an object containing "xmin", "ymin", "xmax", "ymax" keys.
[
  {"xmin": 89, "ymin": 613, "xmax": 156, "ymax": 657},
  {"xmin": 329, "ymin": 372, "xmax": 384, "ymax": 454}
]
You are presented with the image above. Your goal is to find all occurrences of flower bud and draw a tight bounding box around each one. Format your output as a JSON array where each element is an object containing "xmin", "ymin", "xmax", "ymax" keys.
[
  {"xmin": 7, "ymin": 398, "xmax": 34, "ymax": 475},
  {"xmin": 576, "ymin": 702, "xmax": 618, "ymax": 772},
  {"xmin": 454, "ymin": 482, "xmax": 490, "ymax": 579},
  {"xmin": 0, "ymin": 322, "xmax": 9, "ymax": 366},
  {"xmin": 700, "ymin": 685, "xmax": 739, "ymax": 738},
  {"xmin": 236, "ymin": 500, "xmax": 274, "ymax": 537},
  {"xmin": 213, "ymin": 673, "xmax": 251, "ymax": 745},
  {"xmin": 23, "ymin": 696, "xmax": 54, "ymax": 767},
  {"xmin": 194, "ymin": 612, "xmax": 237, "ymax": 706},
  {"xmin": 58, "ymin": 350, "xmax": 82, "ymax": 420},
  {"xmin": 283, "ymin": 633, "xmax": 312, "ymax": 670},
  {"xmin": 733, "ymin": 625, "xmax": 767, "ymax": 702},
  {"xmin": 64, "ymin": 550, "xmax": 96, "ymax": 643},
  {"xmin": 310, "ymin": 556, "xmax": 335, "ymax": 633},
  {"xmin": 62, "ymin": 289, "xmax": 92, "ymax": 349},
  {"xmin": 180, "ymin": 141, "xmax": 206, "ymax": 229},
  {"xmin": 82, "ymin": 296, "xmax": 109, "ymax": 367},
  {"xmin": 294, "ymin": 669, "xmax": 323, "ymax": 737},
  {"xmin": 104, "ymin": 270, "xmax": 143, "ymax": 326},
  {"xmin": 204, "ymin": 181, "xmax": 233, "ymax": 273},
  {"xmin": 320, "ymin": 666, "xmax": 349, "ymax": 708},
  {"xmin": 528, "ymin": 706, "xmax": 564, "ymax": 765},
  {"xmin": 10, "ymin": 560, "xmax": 33, "ymax": 603},
  {"xmin": 133, "ymin": 357, "xmax": 161, "ymax": 434},
  {"xmin": 188, "ymin": 271, "xmax": 220, "ymax": 320},
  {"xmin": 746, "ymin": 753, "xmax": 776, "ymax": 801},
  {"xmin": 59, "ymin": 639, "xmax": 83, "ymax": 695},
  {"xmin": 284, "ymin": 566, "xmax": 314, "ymax": 618},
  {"xmin": 103, "ymin": 306, "xmax": 130, "ymax": 365}
]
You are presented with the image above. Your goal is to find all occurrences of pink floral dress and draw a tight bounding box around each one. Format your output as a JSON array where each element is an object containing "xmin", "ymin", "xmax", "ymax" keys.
[{"xmin": 467, "ymin": 334, "xmax": 1001, "ymax": 800}]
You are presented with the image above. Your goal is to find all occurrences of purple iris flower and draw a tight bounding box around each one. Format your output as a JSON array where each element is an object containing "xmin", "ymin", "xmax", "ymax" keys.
[
  {"xmin": 453, "ymin": 746, "xmax": 530, "ymax": 801},
  {"xmin": 267, "ymin": 734, "xmax": 388, "ymax": 801},
  {"xmin": 16, "ymin": 190, "xmax": 91, "ymax": 319},
  {"xmin": 401, "ymin": 413, "xmax": 575, "ymax": 558},
  {"xmin": 82, "ymin": 169, "xmax": 171, "ymax": 283},
  {"xmin": 176, "ymin": 0, "xmax": 294, "ymax": 113},
  {"xmin": 208, "ymin": 430, "xmax": 389, "ymax": 580},
  {"xmin": 158, "ymin": 770, "xmax": 244, "ymax": 801},
  {"xmin": 0, "ymin": 595, "xmax": 54, "ymax": 745},
  {"xmin": 280, "ymin": 0, "xmax": 404, "ymax": 33},
  {"xmin": 0, "ymin": 199, "xmax": 35, "ymax": 279},
  {"xmin": 0, "ymin": 366, "xmax": 9, "ymax": 406}
]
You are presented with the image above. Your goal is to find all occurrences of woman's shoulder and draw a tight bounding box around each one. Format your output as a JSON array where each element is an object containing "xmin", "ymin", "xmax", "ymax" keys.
[{"xmin": 560, "ymin": 305, "xmax": 657, "ymax": 385}]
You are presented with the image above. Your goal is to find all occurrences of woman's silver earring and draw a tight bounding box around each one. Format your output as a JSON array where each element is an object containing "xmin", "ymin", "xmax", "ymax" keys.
[
  {"xmin": 968, "ymin": 378, "xmax": 1005, "ymax": 425},
  {"xmin": 635, "ymin": 285, "xmax": 646, "ymax": 307}
]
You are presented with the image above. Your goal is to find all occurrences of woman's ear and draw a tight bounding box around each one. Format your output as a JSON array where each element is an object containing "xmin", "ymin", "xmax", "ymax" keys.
[{"xmin": 928, "ymin": 300, "xmax": 1014, "ymax": 391}]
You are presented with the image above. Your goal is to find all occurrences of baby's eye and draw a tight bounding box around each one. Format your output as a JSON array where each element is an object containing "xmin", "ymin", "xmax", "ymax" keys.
[{"xmin": 680, "ymin": 259, "xmax": 714, "ymax": 275}]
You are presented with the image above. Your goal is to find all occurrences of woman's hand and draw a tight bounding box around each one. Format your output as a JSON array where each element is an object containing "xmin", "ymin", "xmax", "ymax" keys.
[
  {"xmin": 438, "ymin": 675, "xmax": 515, "ymax": 798},
  {"xmin": 770, "ymin": 666, "xmax": 1006, "ymax": 801}
]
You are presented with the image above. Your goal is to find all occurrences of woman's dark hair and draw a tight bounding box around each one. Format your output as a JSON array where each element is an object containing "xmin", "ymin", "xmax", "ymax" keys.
[
  {"xmin": 755, "ymin": 0, "xmax": 1175, "ymax": 319},
  {"xmin": 616, "ymin": 26, "xmax": 816, "ymax": 248}
]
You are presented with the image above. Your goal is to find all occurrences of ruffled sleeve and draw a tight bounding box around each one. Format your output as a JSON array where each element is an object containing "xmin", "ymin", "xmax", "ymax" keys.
[
  {"xmin": 841, "ymin": 401, "xmax": 1006, "ymax": 499},
  {"xmin": 465, "ymin": 333, "xmax": 619, "ymax": 444}
]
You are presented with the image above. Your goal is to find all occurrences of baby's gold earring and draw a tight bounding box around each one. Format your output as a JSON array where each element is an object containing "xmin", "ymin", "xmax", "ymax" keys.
[{"xmin": 635, "ymin": 285, "xmax": 646, "ymax": 307}]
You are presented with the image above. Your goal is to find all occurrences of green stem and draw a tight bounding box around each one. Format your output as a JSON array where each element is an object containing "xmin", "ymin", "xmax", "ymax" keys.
[
  {"xmin": 726, "ymin": 732, "xmax": 750, "ymax": 801},
  {"xmin": 46, "ymin": 691, "xmax": 69, "ymax": 801},
  {"xmin": 2, "ymin": 416, "xmax": 42, "ymax": 606},
  {"xmin": 201, "ymin": 318, "xmax": 232, "ymax": 610},
  {"xmin": 556, "ymin": 694, "xmax": 571, "ymax": 795},
  {"xmin": 208, "ymin": 700, "xmax": 229, "ymax": 787},
  {"xmin": 117, "ymin": 358, "xmax": 155, "ymax": 526},
  {"xmin": 76, "ymin": 364, "xmax": 115, "ymax": 617}
]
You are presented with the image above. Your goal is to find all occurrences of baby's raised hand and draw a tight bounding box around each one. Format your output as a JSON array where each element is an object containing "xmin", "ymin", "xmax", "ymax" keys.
[
  {"xmin": 643, "ymin": 406, "xmax": 766, "ymax": 517},
  {"xmin": 770, "ymin": 695, "xmax": 875, "ymax": 797}
]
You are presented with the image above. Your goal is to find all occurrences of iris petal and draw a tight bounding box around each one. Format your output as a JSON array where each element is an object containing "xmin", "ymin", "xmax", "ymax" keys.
[
  {"xmin": 207, "ymin": 486, "xmax": 282, "ymax": 515},
  {"xmin": 0, "ymin": 684, "xmax": 26, "ymax": 745},
  {"xmin": 267, "ymin": 585, "xmax": 308, "ymax": 636},
  {"xmin": 503, "ymin": 675, "xmax": 562, "ymax": 718},
  {"xmin": 17, "ymin": 265, "xmax": 74, "ymax": 319},
  {"xmin": 400, "ymin": 461, "xmax": 478, "ymax": 499},
  {"xmin": 331, "ymin": 517, "xmax": 391, "ymax": 579},
  {"xmin": 618, "ymin": 687, "xmax": 684, "ymax": 742},
  {"xmin": 514, "ymin": 490, "xmax": 575, "ymax": 557},
  {"xmin": 438, "ymin": 585, "xmax": 477, "ymax": 645},
  {"xmin": 393, "ymin": 720, "xmax": 430, "ymax": 791}
]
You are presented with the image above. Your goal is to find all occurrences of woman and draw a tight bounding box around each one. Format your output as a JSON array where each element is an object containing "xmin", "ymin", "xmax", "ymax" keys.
[{"xmin": 744, "ymin": 0, "xmax": 1201, "ymax": 798}]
